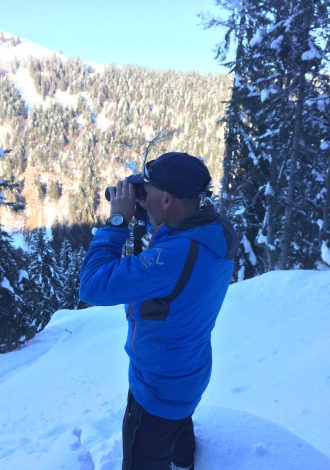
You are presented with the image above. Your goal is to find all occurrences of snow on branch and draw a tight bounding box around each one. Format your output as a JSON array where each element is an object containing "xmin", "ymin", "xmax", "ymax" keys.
[
  {"xmin": 321, "ymin": 241, "xmax": 330, "ymax": 266},
  {"xmin": 249, "ymin": 28, "xmax": 266, "ymax": 47},
  {"xmin": 242, "ymin": 234, "xmax": 257, "ymax": 266},
  {"xmin": 301, "ymin": 38, "xmax": 322, "ymax": 61}
]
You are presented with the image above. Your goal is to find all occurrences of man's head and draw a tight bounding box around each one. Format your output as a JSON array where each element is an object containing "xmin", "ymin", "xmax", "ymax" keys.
[
  {"xmin": 142, "ymin": 152, "xmax": 211, "ymax": 199},
  {"xmin": 135, "ymin": 152, "xmax": 212, "ymax": 225}
]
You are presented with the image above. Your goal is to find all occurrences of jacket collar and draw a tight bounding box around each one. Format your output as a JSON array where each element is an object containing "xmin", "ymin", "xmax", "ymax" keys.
[{"xmin": 168, "ymin": 205, "xmax": 218, "ymax": 231}]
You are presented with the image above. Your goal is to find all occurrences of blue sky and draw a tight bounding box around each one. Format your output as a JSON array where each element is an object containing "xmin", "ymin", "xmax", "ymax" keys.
[{"xmin": 1, "ymin": 0, "xmax": 227, "ymax": 74}]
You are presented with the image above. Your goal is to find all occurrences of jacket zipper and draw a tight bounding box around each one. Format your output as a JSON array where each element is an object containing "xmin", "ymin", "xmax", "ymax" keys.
[{"xmin": 129, "ymin": 304, "xmax": 136, "ymax": 354}]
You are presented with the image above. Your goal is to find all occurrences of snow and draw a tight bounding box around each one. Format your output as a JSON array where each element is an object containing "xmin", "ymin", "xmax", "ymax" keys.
[
  {"xmin": 320, "ymin": 141, "xmax": 330, "ymax": 150},
  {"xmin": 321, "ymin": 241, "xmax": 330, "ymax": 266},
  {"xmin": 96, "ymin": 108, "xmax": 110, "ymax": 132},
  {"xmin": 256, "ymin": 229, "xmax": 267, "ymax": 245},
  {"xmin": 0, "ymin": 276, "xmax": 15, "ymax": 293},
  {"xmin": 259, "ymin": 129, "xmax": 278, "ymax": 139},
  {"xmin": 264, "ymin": 182, "xmax": 274, "ymax": 196},
  {"xmin": 0, "ymin": 32, "xmax": 101, "ymax": 112},
  {"xmin": 241, "ymin": 234, "xmax": 257, "ymax": 265},
  {"xmin": 234, "ymin": 74, "xmax": 243, "ymax": 88},
  {"xmin": 13, "ymin": 64, "xmax": 46, "ymax": 108},
  {"xmin": 312, "ymin": 169, "xmax": 325, "ymax": 183},
  {"xmin": 270, "ymin": 35, "xmax": 284, "ymax": 51},
  {"xmin": 222, "ymin": 0, "xmax": 244, "ymax": 14},
  {"xmin": 260, "ymin": 87, "xmax": 277, "ymax": 102},
  {"xmin": 237, "ymin": 265, "xmax": 245, "ymax": 282},
  {"xmin": 1, "ymin": 271, "xmax": 329, "ymax": 469},
  {"xmin": 301, "ymin": 39, "xmax": 321, "ymax": 61},
  {"xmin": 0, "ymin": 31, "xmax": 62, "ymax": 65},
  {"xmin": 317, "ymin": 94, "xmax": 329, "ymax": 112},
  {"xmin": 249, "ymin": 28, "xmax": 266, "ymax": 47},
  {"xmin": 55, "ymin": 90, "xmax": 80, "ymax": 110},
  {"xmin": 18, "ymin": 270, "xmax": 29, "ymax": 283},
  {"xmin": 301, "ymin": 49, "xmax": 321, "ymax": 61},
  {"xmin": 283, "ymin": 15, "xmax": 295, "ymax": 32},
  {"xmin": 234, "ymin": 206, "xmax": 245, "ymax": 216},
  {"xmin": 248, "ymin": 149, "xmax": 258, "ymax": 165},
  {"xmin": 10, "ymin": 231, "xmax": 29, "ymax": 252}
]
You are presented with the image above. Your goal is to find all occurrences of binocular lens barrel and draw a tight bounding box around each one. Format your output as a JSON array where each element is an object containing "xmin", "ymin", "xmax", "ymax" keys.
[{"xmin": 104, "ymin": 182, "xmax": 146, "ymax": 202}]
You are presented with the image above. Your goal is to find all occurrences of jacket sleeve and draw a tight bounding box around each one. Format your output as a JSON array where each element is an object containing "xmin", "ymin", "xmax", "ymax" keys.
[{"xmin": 79, "ymin": 226, "xmax": 190, "ymax": 306}]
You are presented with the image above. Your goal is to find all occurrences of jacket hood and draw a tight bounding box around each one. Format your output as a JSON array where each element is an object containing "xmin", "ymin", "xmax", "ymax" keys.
[{"xmin": 168, "ymin": 205, "xmax": 239, "ymax": 259}]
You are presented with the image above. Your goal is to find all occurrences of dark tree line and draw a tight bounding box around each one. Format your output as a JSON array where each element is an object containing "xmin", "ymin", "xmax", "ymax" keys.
[{"xmin": 204, "ymin": 0, "xmax": 330, "ymax": 279}]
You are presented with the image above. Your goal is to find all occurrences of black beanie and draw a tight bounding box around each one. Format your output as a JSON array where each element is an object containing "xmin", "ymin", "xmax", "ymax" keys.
[{"xmin": 141, "ymin": 152, "xmax": 212, "ymax": 199}]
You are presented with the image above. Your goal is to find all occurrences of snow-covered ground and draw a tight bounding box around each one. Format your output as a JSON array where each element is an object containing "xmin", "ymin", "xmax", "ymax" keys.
[{"xmin": 0, "ymin": 270, "xmax": 329, "ymax": 470}]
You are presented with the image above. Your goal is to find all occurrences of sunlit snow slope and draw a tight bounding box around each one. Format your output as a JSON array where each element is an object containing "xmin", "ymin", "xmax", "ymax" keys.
[{"xmin": 0, "ymin": 270, "xmax": 329, "ymax": 470}]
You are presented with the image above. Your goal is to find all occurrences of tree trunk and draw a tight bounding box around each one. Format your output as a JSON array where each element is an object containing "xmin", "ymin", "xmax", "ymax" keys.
[
  {"xmin": 279, "ymin": 69, "xmax": 306, "ymax": 269},
  {"xmin": 221, "ymin": 14, "xmax": 245, "ymax": 210},
  {"xmin": 320, "ymin": 153, "xmax": 330, "ymax": 251},
  {"xmin": 266, "ymin": 152, "xmax": 277, "ymax": 270},
  {"xmin": 279, "ymin": 4, "xmax": 311, "ymax": 269}
]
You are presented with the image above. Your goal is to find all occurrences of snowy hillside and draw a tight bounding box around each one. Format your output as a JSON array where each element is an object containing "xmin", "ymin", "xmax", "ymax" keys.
[
  {"xmin": 0, "ymin": 270, "xmax": 330, "ymax": 470},
  {"xmin": 0, "ymin": 31, "xmax": 94, "ymax": 112},
  {"xmin": 0, "ymin": 31, "xmax": 60, "ymax": 63},
  {"xmin": 0, "ymin": 31, "xmax": 230, "ymax": 232}
]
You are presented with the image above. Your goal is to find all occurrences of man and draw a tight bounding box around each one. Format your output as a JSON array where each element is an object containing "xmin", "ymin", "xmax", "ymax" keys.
[{"xmin": 79, "ymin": 152, "xmax": 238, "ymax": 470}]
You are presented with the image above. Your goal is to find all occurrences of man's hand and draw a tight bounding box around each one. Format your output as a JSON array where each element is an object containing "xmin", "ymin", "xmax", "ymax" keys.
[{"xmin": 108, "ymin": 178, "xmax": 136, "ymax": 223}]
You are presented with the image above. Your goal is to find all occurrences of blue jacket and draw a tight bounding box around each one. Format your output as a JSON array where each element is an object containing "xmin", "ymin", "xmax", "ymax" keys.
[{"xmin": 79, "ymin": 205, "xmax": 238, "ymax": 419}]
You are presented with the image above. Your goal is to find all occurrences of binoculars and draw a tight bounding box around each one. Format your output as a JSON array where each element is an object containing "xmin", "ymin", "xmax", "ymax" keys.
[{"xmin": 104, "ymin": 174, "xmax": 146, "ymax": 202}]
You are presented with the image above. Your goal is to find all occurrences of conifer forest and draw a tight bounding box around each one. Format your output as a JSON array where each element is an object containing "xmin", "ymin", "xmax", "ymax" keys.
[{"xmin": 1, "ymin": 0, "xmax": 329, "ymax": 352}]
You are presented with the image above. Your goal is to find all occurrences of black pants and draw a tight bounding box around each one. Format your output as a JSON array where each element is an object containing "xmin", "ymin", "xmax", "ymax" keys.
[{"xmin": 122, "ymin": 390, "xmax": 195, "ymax": 470}]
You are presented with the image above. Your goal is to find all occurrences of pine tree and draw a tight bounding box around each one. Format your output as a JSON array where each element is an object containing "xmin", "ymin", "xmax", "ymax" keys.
[
  {"xmin": 0, "ymin": 148, "xmax": 35, "ymax": 352},
  {"xmin": 61, "ymin": 246, "xmax": 86, "ymax": 309},
  {"xmin": 0, "ymin": 228, "xmax": 24, "ymax": 352},
  {"xmin": 0, "ymin": 148, "xmax": 23, "ymax": 210},
  {"xmin": 27, "ymin": 228, "xmax": 62, "ymax": 328},
  {"xmin": 58, "ymin": 238, "xmax": 73, "ymax": 309},
  {"xmin": 0, "ymin": 228, "xmax": 39, "ymax": 352},
  {"xmin": 203, "ymin": 0, "xmax": 330, "ymax": 278}
]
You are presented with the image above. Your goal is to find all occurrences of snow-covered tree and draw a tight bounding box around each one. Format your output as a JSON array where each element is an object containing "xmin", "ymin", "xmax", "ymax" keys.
[
  {"xmin": 0, "ymin": 148, "xmax": 23, "ymax": 210},
  {"xmin": 27, "ymin": 228, "xmax": 62, "ymax": 328},
  {"xmin": 0, "ymin": 228, "xmax": 37, "ymax": 352},
  {"xmin": 61, "ymin": 246, "xmax": 86, "ymax": 309},
  {"xmin": 203, "ymin": 0, "xmax": 330, "ymax": 278},
  {"xmin": 58, "ymin": 238, "xmax": 73, "ymax": 275},
  {"xmin": 0, "ymin": 149, "xmax": 35, "ymax": 352}
]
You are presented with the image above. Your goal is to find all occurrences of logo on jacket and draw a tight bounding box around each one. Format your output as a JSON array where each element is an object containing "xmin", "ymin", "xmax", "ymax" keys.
[{"xmin": 139, "ymin": 248, "xmax": 164, "ymax": 268}]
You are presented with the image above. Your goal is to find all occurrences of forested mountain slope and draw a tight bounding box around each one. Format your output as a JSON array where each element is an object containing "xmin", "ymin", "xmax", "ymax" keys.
[{"xmin": 0, "ymin": 32, "xmax": 231, "ymax": 231}]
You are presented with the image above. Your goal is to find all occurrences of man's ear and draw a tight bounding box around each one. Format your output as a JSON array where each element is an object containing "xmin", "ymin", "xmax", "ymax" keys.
[{"xmin": 162, "ymin": 191, "xmax": 173, "ymax": 209}]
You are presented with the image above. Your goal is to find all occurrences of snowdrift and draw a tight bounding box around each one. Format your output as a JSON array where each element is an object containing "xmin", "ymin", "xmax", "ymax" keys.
[{"xmin": 0, "ymin": 270, "xmax": 329, "ymax": 469}]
